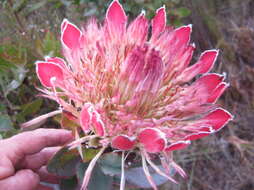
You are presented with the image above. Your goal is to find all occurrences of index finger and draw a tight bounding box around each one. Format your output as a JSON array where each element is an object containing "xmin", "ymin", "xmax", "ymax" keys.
[{"xmin": 3, "ymin": 128, "xmax": 73, "ymax": 164}]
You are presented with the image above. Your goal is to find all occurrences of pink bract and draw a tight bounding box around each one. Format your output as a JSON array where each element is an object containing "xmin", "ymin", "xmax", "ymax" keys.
[{"xmin": 35, "ymin": 0, "xmax": 233, "ymax": 189}]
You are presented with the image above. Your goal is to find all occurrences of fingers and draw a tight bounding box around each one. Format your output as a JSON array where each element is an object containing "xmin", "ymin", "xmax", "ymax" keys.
[
  {"xmin": 0, "ymin": 169, "xmax": 39, "ymax": 190},
  {"xmin": 0, "ymin": 157, "xmax": 15, "ymax": 179},
  {"xmin": 37, "ymin": 166, "xmax": 60, "ymax": 184},
  {"xmin": 3, "ymin": 129, "xmax": 73, "ymax": 164},
  {"xmin": 18, "ymin": 147, "xmax": 61, "ymax": 170}
]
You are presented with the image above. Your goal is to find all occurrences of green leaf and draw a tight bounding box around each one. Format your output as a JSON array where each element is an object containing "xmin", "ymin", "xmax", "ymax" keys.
[
  {"xmin": 76, "ymin": 162, "xmax": 113, "ymax": 190},
  {"xmin": 3, "ymin": 66, "xmax": 27, "ymax": 96},
  {"xmin": 0, "ymin": 44, "xmax": 27, "ymax": 66},
  {"xmin": 83, "ymin": 148, "xmax": 100, "ymax": 163},
  {"xmin": 12, "ymin": 0, "xmax": 28, "ymax": 12},
  {"xmin": 59, "ymin": 0, "xmax": 72, "ymax": 7},
  {"xmin": 59, "ymin": 176, "xmax": 78, "ymax": 190},
  {"xmin": 125, "ymin": 165, "xmax": 174, "ymax": 188},
  {"xmin": 61, "ymin": 112, "xmax": 79, "ymax": 131},
  {"xmin": 173, "ymin": 19, "xmax": 182, "ymax": 27},
  {"xmin": 22, "ymin": 99, "xmax": 43, "ymax": 115},
  {"xmin": 47, "ymin": 146, "xmax": 81, "ymax": 177},
  {"xmin": 0, "ymin": 104, "xmax": 6, "ymax": 112},
  {"xmin": 42, "ymin": 31, "xmax": 61, "ymax": 57},
  {"xmin": 175, "ymin": 7, "xmax": 191, "ymax": 17},
  {"xmin": 0, "ymin": 114, "xmax": 14, "ymax": 132},
  {"xmin": 27, "ymin": 1, "xmax": 48, "ymax": 14},
  {"xmin": 98, "ymin": 152, "xmax": 122, "ymax": 176},
  {"xmin": 0, "ymin": 58, "xmax": 27, "ymax": 97},
  {"xmin": 16, "ymin": 99, "xmax": 43, "ymax": 122},
  {"xmin": 0, "ymin": 61, "xmax": 14, "ymax": 72}
]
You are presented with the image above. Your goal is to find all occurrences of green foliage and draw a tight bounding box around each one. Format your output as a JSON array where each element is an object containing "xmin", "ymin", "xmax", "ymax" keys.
[
  {"xmin": 76, "ymin": 162, "xmax": 113, "ymax": 190},
  {"xmin": 82, "ymin": 148, "xmax": 100, "ymax": 163},
  {"xmin": 98, "ymin": 152, "xmax": 172, "ymax": 188},
  {"xmin": 0, "ymin": 114, "xmax": 14, "ymax": 132},
  {"xmin": 0, "ymin": 43, "xmax": 27, "ymax": 97},
  {"xmin": 58, "ymin": 112, "xmax": 79, "ymax": 132},
  {"xmin": 59, "ymin": 176, "xmax": 79, "ymax": 190},
  {"xmin": 16, "ymin": 99, "xmax": 43, "ymax": 123},
  {"xmin": 124, "ymin": 165, "xmax": 171, "ymax": 188},
  {"xmin": 0, "ymin": 65, "xmax": 27, "ymax": 97},
  {"xmin": 99, "ymin": 152, "xmax": 122, "ymax": 176},
  {"xmin": 68, "ymin": 0, "xmax": 191, "ymax": 24},
  {"xmin": 0, "ymin": 0, "xmax": 64, "ymax": 132},
  {"xmin": 26, "ymin": 1, "xmax": 48, "ymax": 14},
  {"xmin": 47, "ymin": 146, "xmax": 81, "ymax": 177},
  {"xmin": 36, "ymin": 31, "xmax": 61, "ymax": 58},
  {"xmin": 47, "ymin": 148, "xmax": 116, "ymax": 189}
]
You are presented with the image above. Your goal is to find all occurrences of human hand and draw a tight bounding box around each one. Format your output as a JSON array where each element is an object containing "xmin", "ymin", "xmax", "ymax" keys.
[{"xmin": 0, "ymin": 128, "xmax": 73, "ymax": 190}]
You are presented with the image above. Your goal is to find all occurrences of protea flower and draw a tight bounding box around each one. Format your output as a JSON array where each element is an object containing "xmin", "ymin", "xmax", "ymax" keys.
[{"xmin": 31, "ymin": 0, "xmax": 232, "ymax": 189}]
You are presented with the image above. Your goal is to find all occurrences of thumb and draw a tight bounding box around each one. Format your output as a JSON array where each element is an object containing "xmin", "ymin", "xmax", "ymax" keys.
[{"xmin": 0, "ymin": 169, "xmax": 40, "ymax": 190}]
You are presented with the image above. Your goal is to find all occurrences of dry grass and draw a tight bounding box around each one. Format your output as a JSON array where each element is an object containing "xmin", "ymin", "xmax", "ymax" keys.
[{"xmin": 160, "ymin": 0, "xmax": 254, "ymax": 189}]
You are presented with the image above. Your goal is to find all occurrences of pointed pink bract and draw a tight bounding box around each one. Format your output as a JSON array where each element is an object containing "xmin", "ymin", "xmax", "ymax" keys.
[
  {"xmin": 184, "ymin": 108, "xmax": 233, "ymax": 141},
  {"xmin": 127, "ymin": 12, "xmax": 148, "ymax": 45},
  {"xmin": 151, "ymin": 6, "xmax": 166, "ymax": 38},
  {"xmin": 207, "ymin": 82, "xmax": 228, "ymax": 103},
  {"xmin": 174, "ymin": 25, "xmax": 192, "ymax": 47},
  {"xmin": 80, "ymin": 105, "xmax": 93, "ymax": 133},
  {"xmin": 165, "ymin": 141, "xmax": 190, "ymax": 152},
  {"xmin": 197, "ymin": 50, "xmax": 219, "ymax": 73},
  {"xmin": 203, "ymin": 108, "xmax": 233, "ymax": 131},
  {"xmin": 179, "ymin": 50, "xmax": 218, "ymax": 82},
  {"xmin": 46, "ymin": 57, "xmax": 66, "ymax": 68},
  {"xmin": 92, "ymin": 112, "xmax": 105, "ymax": 136},
  {"xmin": 36, "ymin": 62, "xmax": 64, "ymax": 88},
  {"xmin": 138, "ymin": 128, "xmax": 166, "ymax": 153},
  {"xmin": 112, "ymin": 135, "xmax": 135, "ymax": 150},
  {"xmin": 106, "ymin": 0, "xmax": 127, "ymax": 26},
  {"xmin": 61, "ymin": 19, "xmax": 68, "ymax": 32},
  {"xmin": 80, "ymin": 105, "xmax": 105, "ymax": 136},
  {"xmin": 61, "ymin": 19, "xmax": 82, "ymax": 49},
  {"xmin": 195, "ymin": 73, "xmax": 224, "ymax": 91}
]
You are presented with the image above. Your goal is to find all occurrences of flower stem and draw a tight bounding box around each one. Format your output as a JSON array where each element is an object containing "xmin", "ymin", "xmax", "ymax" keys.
[{"xmin": 120, "ymin": 151, "xmax": 126, "ymax": 190}]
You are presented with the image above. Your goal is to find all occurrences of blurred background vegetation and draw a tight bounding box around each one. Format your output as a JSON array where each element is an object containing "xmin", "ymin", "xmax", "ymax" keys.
[{"xmin": 0, "ymin": 0, "xmax": 254, "ymax": 190}]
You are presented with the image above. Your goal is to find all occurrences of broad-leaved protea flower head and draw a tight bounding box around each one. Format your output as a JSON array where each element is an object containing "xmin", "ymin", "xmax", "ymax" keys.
[{"xmin": 33, "ymin": 1, "xmax": 232, "ymax": 189}]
